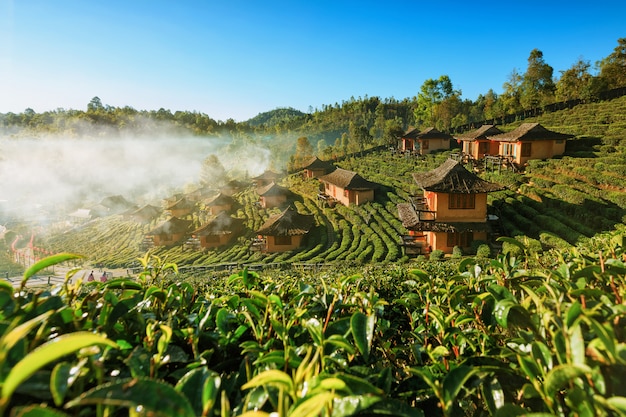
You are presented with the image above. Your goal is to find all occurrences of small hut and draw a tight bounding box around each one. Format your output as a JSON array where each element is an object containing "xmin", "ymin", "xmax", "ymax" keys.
[
  {"xmin": 487, "ymin": 123, "xmax": 573, "ymax": 167},
  {"xmin": 398, "ymin": 159, "xmax": 504, "ymax": 254},
  {"xmin": 191, "ymin": 211, "xmax": 244, "ymax": 249},
  {"xmin": 204, "ymin": 193, "xmax": 238, "ymax": 216},
  {"xmin": 99, "ymin": 195, "xmax": 136, "ymax": 214},
  {"xmin": 146, "ymin": 217, "xmax": 193, "ymax": 247},
  {"xmin": 221, "ymin": 179, "xmax": 247, "ymax": 196},
  {"xmin": 255, "ymin": 206, "xmax": 315, "ymax": 253},
  {"xmin": 252, "ymin": 170, "xmax": 282, "ymax": 187},
  {"xmin": 165, "ymin": 197, "xmax": 195, "ymax": 218},
  {"xmin": 300, "ymin": 156, "xmax": 336, "ymax": 178},
  {"xmin": 127, "ymin": 204, "xmax": 162, "ymax": 224},
  {"xmin": 257, "ymin": 182, "xmax": 291, "ymax": 209},
  {"xmin": 454, "ymin": 125, "xmax": 503, "ymax": 160},
  {"xmin": 399, "ymin": 127, "xmax": 453, "ymax": 155},
  {"xmin": 318, "ymin": 168, "xmax": 376, "ymax": 206}
]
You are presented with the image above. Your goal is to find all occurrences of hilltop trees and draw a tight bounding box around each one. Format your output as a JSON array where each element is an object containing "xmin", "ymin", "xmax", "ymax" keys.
[
  {"xmin": 520, "ymin": 49, "xmax": 556, "ymax": 109},
  {"xmin": 413, "ymin": 75, "xmax": 462, "ymax": 130},
  {"xmin": 599, "ymin": 37, "xmax": 626, "ymax": 89}
]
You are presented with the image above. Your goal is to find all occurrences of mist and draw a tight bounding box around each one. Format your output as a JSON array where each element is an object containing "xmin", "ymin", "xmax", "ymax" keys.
[{"xmin": 0, "ymin": 123, "xmax": 273, "ymax": 223}]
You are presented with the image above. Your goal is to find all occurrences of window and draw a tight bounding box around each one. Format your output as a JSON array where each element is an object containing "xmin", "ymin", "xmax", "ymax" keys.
[
  {"xmin": 447, "ymin": 231, "xmax": 474, "ymax": 247},
  {"xmin": 448, "ymin": 193, "xmax": 475, "ymax": 209},
  {"xmin": 422, "ymin": 140, "xmax": 429, "ymax": 149},
  {"xmin": 274, "ymin": 235, "xmax": 292, "ymax": 245},
  {"xmin": 479, "ymin": 142, "xmax": 490, "ymax": 154},
  {"xmin": 521, "ymin": 142, "xmax": 532, "ymax": 157}
]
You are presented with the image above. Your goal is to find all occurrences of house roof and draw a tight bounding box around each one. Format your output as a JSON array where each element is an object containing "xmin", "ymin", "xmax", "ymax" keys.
[
  {"xmin": 301, "ymin": 156, "xmax": 336, "ymax": 171},
  {"xmin": 192, "ymin": 212, "xmax": 244, "ymax": 236},
  {"xmin": 397, "ymin": 203, "xmax": 489, "ymax": 232},
  {"xmin": 454, "ymin": 125, "xmax": 504, "ymax": 141},
  {"xmin": 256, "ymin": 206, "xmax": 315, "ymax": 236},
  {"xmin": 402, "ymin": 127, "xmax": 454, "ymax": 140},
  {"xmin": 99, "ymin": 195, "xmax": 135, "ymax": 210},
  {"xmin": 252, "ymin": 170, "xmax": 282, "ymax": 181},
  {"xmin": 487, "ymin": 122, "xmax": 574, "ymax": 142},
  {"xmin": 318, "ymin": 168, "xmax": 376, "ymax": 190},
  {"xmin": 166, "ymin": 197, "xmax": 195, "ymax": 210},
  {"xmin": 147, "ymin": 217, "xmax": 192, "ymax": 235},
  {"xmin": 129, "ymin": 204, "xmax": 161, "ymax": 220},
  {"xmin": 206, "ymin": 192, "xmax": 236, "ymax": 206},
  {"xmin": 412, "ymin": 159, "xmax": 504, "ymax": 193},
  {"xmin": 257, "ymin": 182, "xmax": 291, "ymax": 197}
]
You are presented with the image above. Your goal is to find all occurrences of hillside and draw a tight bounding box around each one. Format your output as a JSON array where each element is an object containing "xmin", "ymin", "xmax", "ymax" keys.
[{"xmin": 3, "ymin": 96, "xmax": 626, "ymax": 275}]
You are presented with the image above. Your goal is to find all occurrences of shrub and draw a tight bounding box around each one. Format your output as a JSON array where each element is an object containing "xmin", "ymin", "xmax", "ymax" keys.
[
  {"xmin": 429, "ymin": 249, "xmax": 445, "ymax": 261},
  {"xmin": 451, "ymin": 245, "xmax": 463, "ymax": 259},
  {"xmin": 476, "ymin": 244, "xmax": 491, "ymax": 258}
]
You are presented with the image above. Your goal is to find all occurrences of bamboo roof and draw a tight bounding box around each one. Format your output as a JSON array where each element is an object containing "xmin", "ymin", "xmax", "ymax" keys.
[
  {"xmin": 100, "ymin": 195, "xmax": 135, "ymax": 210},
  {"xmin": 147, "ymin": 217, "xmax": 192, "ymax": 235},
  {"xmin": 301, "ymin": 156, "xmax": 336, "ymax": 171},
  {"xmin": 487, "ymin": 123, "xmax": 574, "ymax": 142},
  {"xmin": 129, "ymin": 204, "xmax": 161, "ymax": 220},
  {"xmin": 402, "ymin": 127, "xmax": 454, "ymax": 140},
  {"xmin": 412, "ymin": 159, "xmax": 504, "ymax": 193},
  {"xmin": 192, "ymin": 212, "xmax": 244, "ymax": 236},
  {"xmin": 397, "ymin": 203, "xmax": 488, "ymax": 232},
  {"xmin": 166, "ymin": 197, "xmax": 195, "ymax": 210},
  {"xmin": 454, "ymin": 125, "xmax": 504, "ymax": 141},
  {"xmin": 206, "ymin": 192, "xmax": 236, "ymax": 206},
  {"xmin": 252, "ymin": 170, "xmax": 282, "ymax": 180},
  {"xmin": 318, "ymin": 168, "xmax": 375, "ymax": 190},
  {"xmin": 256, "ymin": 206, "xmax": 315, "ymax": 236},
  {"xmin": 257, "ymin": 182, "xmax": 291, "ymax": 197}
]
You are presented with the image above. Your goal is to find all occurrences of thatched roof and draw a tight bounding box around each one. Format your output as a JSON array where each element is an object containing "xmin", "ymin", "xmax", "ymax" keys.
[
  {"xmin": 100, "ymin": 195, "xmax": 135, "ymax": 211},
  {"xmin": 402, "ymin": 127, "xmax": 454, "ymax": 140},
  {"xmin": 412, "ymin": 159, "xmax": 504, "ymax": 194},
  {"xmin": 206, "ymin": 193, "xmax": 236, "ymax": 207},
  {"xmin": 256, "ymin": 206, "xmax": 315, "ymax": 236},
  {"xmin": 397, "ymin": 203, "xmax": 488, "ymax": 232},
  {"xmin": 166, "ymin": 197, "xmax": 195, "ymax": 210},
  {"xmin": 301, "ymin": 156, "xmax": 336, "ymax": 171},
  {"xmin": 257, "ymin": 182, "xmax": 291, "ymax": 197},
  {"xmin": 252, "ymin": 170, "xmax": 282, "ymax": 181},
  {"xmin": 129, "ymin": 204, "xmax": 161, "ymax": 221},
  {"xmin": 487, "ymin": 123, "xmax": 574, "ymax": 142},
  {"xmin": 454, "ymin": 125, "xmax": 504, "ymax": 141},
  {"xmin": 318, "ymin": 168, "xmax": 376, "ymax": 190},
  {"xmin": 147, "ymin": 217, "xmax": 192, "ymax": 235},
  {"xmin": 192, "ymin": 212, "xmax": 244, "ymax": 236}
]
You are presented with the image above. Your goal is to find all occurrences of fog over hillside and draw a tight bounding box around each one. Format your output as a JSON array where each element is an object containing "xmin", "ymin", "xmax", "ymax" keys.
[{"xmin": 0, "ymin": 122, "xmax": 272, "ymax": 222}]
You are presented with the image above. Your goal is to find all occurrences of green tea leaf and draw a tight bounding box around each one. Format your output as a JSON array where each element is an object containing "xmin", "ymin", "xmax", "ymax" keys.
[
  {"xmin": 241, "ymin": 369, "xmax": 294, "ymax": 393},
  {"xmin": 2, "ymin": 332, "xmax": 117, "ymax": 401},
  {"xmin": 351, "ymin": 311, "xmax": 374, "ymax": 362},
  {"xmin": 9, "ymin": 405, "xmax": 72, "ymax": 416},
  {"xmin": 65, "ymin": 377, "xmax": 195, "ymax": 417},
  {"xmin": 50, "ymin": 362, "xmax": 72, "ymax": 406},
  {"xmin": 544, "ymin": 364, "xmax": 590, "ymax": 398}
]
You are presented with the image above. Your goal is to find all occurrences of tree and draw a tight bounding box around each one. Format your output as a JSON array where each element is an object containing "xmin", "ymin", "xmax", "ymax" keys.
[
  {"xmin": 500, "ymin": 69, "xmax": 523, "ymax": 115},
  {"xmin": 87, "ymin": 97, "xmax": 103, "ymax": 112},
  {"xmin": 199, "ymin": 154, "xmax": 226, "ymax": 186},
  {"xmin": 598, "ymin": 38, "xmax": 626, "ymax": 89},
  {"xmin": 413, "ymin": 75, "xmax": 461, "ymax": 129},
  {"xmin": 520, "ymin": 49, "xmax": 556, "ymax": 109},
  {"xmin": 288, "ymin": 136, "xmax": 314, "ymax": 171},
  {"xmin": 382, "ymin": 118, "xmax": 405, "ymax": 147},
  {"xmin": 555, "ymin": 58, "xmax": 600, "ymax": 102}
]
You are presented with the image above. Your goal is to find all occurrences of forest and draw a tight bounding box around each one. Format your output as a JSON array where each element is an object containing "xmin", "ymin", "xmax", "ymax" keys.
[{"xmin": 0, "ymin": 38, "xmax": 625, "ymax": 417}]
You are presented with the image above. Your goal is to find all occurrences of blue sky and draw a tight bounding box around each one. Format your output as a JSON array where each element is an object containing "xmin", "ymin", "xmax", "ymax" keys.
[{"xmin": 1, "ymin": 0, "xmax": 624, "ymax": 122}]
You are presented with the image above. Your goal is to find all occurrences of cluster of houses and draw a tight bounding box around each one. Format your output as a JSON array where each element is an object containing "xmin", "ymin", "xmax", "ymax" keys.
[{"xmin": 67, "ymin": 121, "xmax": 573, "ymax": 258}]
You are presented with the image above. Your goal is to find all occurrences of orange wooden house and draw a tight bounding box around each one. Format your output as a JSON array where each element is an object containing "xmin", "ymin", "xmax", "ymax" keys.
[
  {"xmin": 399, "ymin": 127, "xmax": 453, "ymax": 155},
  {"xmin": 127, "ymin": 204, "xmax": 161, "ymax": 224},
  {"xmin": 300, "ymin": 156, "xmax": 336, "ymax": 178},
  {"xmin": 254, "ymin": 206, "xmax": 315, "ymax": 253},
  {"xmin": 397, "ymin": 159, "xmax": 504, "ymax": 254},
  {"xmin": 454, "ymin": 125, "xmax": 503, "ymax": 160},
  {"xmin": 317, "ymin": 168, "xmax": 376, "ymax": 206},
  {"xmin": 257, "ymin": 182, "xmax": 291, "ymax": 209},
  {"xmin": 486, "ymin": 123, "xmax": 573, "ymax": 167},
  {"xmin": 146, "ymin": 217, "xmax": 193, "ymax": 247},
  {"xmin": 191, "ymin": 211, "xmax": 244, "ymax": 249}
]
